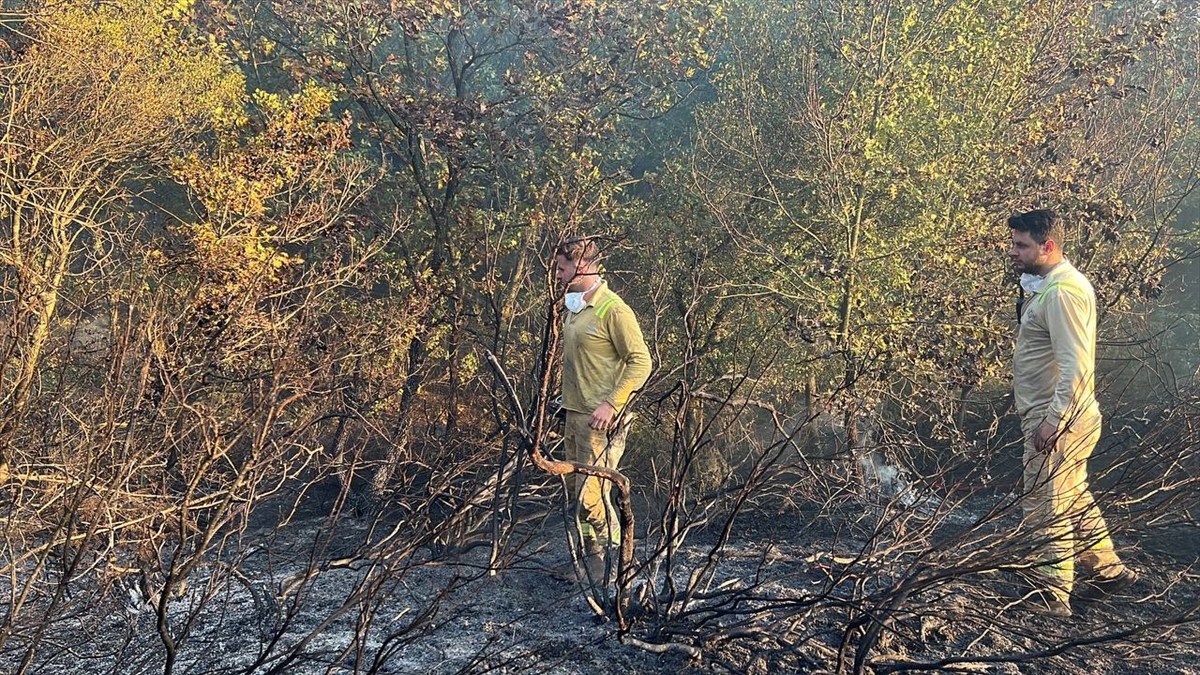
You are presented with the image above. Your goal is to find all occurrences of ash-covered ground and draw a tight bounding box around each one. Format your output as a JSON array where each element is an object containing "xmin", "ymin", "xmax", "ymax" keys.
[{"xmin": 4, "ymin": 485, "xmax": 1197, "ymax": 675}]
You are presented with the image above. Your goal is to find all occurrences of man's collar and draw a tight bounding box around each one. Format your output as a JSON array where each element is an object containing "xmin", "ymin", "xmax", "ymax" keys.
[
  {"xmin": 1020, "ymin": 258, "xmax": 1071, "ymax": 294},
  {"xmin": 585, "ymin": 279, "xmax": 609, "ymax": 307}
]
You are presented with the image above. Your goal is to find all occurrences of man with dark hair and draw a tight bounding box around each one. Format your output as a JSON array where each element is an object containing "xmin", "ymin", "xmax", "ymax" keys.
[
  {"xmin": 1007, "ymin": 209, "xmax": 1137, "ymax": 617},
  {"xmin": 553, "ymin": 237, "xmax": 651, "ymax": 584}
]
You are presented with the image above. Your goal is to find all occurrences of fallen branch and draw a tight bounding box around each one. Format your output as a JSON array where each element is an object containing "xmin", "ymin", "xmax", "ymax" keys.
[{"xmin": 620, "ymin": 634, "xmax": 702, "ymax": 659}]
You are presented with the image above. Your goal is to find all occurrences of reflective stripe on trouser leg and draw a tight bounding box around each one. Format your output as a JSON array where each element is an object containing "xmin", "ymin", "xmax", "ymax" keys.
[{"xmin": 563, "ymin": 411, "xmax": 626, "ymax": 547}]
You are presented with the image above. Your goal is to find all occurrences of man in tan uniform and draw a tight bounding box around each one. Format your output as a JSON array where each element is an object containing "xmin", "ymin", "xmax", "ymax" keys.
[
  {"xmin": 554, "ymin": 237, "xmax": 651, "ymax": 583},
  {"xmin": 1008, "ymin": 209, "xmax": 1137, "ymax": 616}
]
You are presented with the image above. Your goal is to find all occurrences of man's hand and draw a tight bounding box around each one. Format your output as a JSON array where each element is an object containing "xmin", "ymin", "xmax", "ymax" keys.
[
  {"xmin": 1034, "ymin": 421, "xmax": 1058, "ymax": 454},
  {"xmin": 589, "ymin": 402, "xmax": 617, "ymax": 431}
]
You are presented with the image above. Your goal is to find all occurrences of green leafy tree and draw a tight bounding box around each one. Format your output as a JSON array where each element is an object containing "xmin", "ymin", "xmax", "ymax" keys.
[
  {"xmin": 642, "ymin": 0, "xmax": 1200, "ymax": 449},
  {"xmin": 208, "ymin": 0, "xmax": 721, "ymax": 500},
  {"xmin": 0, "ymin": 0, "xmax": 242, "ymax": 480}
]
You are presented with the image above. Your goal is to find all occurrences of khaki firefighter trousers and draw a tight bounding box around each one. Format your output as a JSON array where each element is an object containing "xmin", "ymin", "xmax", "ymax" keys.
[
  {"xmin": 563, "ymin": 411, "xmax": 628, "ymax": 547},
  {"xmin": 1021, "ymin": 409, "xmax": 1126, "ymax": 601}
]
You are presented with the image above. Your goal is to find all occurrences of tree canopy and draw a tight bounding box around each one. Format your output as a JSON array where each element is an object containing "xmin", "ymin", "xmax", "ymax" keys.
[{"xmin": 2, "ymin": 0, "xmax": 1199, "ymax": 672}]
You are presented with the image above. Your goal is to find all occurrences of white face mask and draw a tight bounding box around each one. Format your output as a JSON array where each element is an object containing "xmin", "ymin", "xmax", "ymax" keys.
[
  {"xmin": 1020, "ymin": 273, "xmax": 1045, "ymax": 295},
  {"xmin": 564, "ymin": 278, "xmax": 600, "ymax": 313},
  {"xmin": 564, "ymin": 292, "xmax": 587, "ymax": 313}
]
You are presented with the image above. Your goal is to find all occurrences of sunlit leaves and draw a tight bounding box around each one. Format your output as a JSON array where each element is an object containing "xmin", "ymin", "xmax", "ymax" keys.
[
  {"xmin": 18, "ymin": 0, "xmax": 244, "ymax": 161},
  {"xmin": 174, "ymin": 84, "xmax": 347, "ymax": 224},
  {"xmin": 660, "ymin": 0, "xmax": 1197, "ymax": 422}
]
